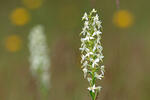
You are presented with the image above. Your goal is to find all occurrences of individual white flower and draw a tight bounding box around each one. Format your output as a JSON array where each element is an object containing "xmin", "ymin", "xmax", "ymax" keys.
[
  {"xmin": 83, "ymin": 35, "xmax": 94, "ymax": 42},
  {"xmin": 92, "ymin": 30, "xmax": 102, "ymax": 36},
  {"xmin": 89, "ymin": 58, "xmax": 94, "ymax": 62},
  {"xmin": 83, "ymin": 67, "xmax": 88, "ymax": 78},
  {"xmin": 84, "ymin": 21, "xmax": 89, "ymax": 28},
  {"xmin": 88, "ymin": 84, "xmax": 102, "ymax": 92},
  {"xmin": 93, "ymin": 43, "xmax": 103, "ymax": 52},
  {"xmin": 97, "ymin": 45, "xmax": 103, "ymax": 51},
  {"xmin": 81, "ymin": 30, "xmax": 86, "ymax": 35},
  {"xmin": 101, "ymin": 65, "xmax": 105, "ymax": 75},
  {"xmin": 80, "ymin": 46, "xmax": 90, "ymax": 53},
  {"xmin": 96, "ymin": 36, "xmax": 101, "ymax": 43},
  {"xmin": 101, "ymin": 65, "xmax": 105, "ymax": 69},
  {"xmin": 95, "ymin": 72, "xmax": 104, "ymax": 80},
  {"xmin": 100, "ymin": 55, "xmax": 104, "ymax": 61},
  {"xmin": 93, "ymin": 44, "xmax": 97, "ymax": 52},
  {"xmin": 93, "ymin": 14, "xmax": 99, "ymax": 22},
  {"xmin": 82, "ymin": 12, "xmax": 88, "ymax": 20},
  {"xmin": 92, "ymin": 14, "xmax": 99, "ymax": 26},
  {"xmin": 81, "ymin": 54, "xmax": 86, "ymax": 63},
  {"xmin": 80, "ymin": 38, "xmax": 86, "ymax": 45},
  {"xmin": 83, "ymin": 61, "xmax": 88, "ymax": 67},
  {"xmin": 97, "ymin": 54, "xmax": 104, "ymax": 61},
  {"xmin": 80, "ymin": 44, "xmax": 90, "ymax": 53},
  {"xmin": 96, "ymin": 21, "xmax": 102, "ymax": 29},
  {"xmin": 85, "ymin": 52, "xmax": 94, "ymax": 57},
  {"xmin": 92, "ymin": 58, "xmax": 99, "ymax": 68}
]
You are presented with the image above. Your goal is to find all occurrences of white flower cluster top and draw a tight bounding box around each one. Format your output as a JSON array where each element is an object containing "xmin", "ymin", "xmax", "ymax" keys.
[{"xmin": 80, "ymin": 9, "xmax": 105, "ymax": 94}]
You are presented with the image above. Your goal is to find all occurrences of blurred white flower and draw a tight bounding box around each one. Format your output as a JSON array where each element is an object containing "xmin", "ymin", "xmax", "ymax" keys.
[
  {"xmin": 29, "ymin": 25, "xmax": 50, "ymax": 89},
  {"xmin": 83, "ymin": 67, "xmax": 88, "ymax": 78},
  {"xmin": 91, "ymin": 9, "xmax": 97, "ymax": 13},
  {"xmin": 88, "ymin": 84, "xmax": 102, "ymax": 93}
]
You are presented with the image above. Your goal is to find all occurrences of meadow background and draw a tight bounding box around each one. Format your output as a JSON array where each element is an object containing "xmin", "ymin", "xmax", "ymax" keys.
[{"xmin": 0, "ymin": 0, "xmax": 150, "ymax": 100}]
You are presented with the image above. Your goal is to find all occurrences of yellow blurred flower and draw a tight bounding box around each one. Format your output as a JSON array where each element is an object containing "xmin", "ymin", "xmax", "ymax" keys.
[
  {"xmin": 10, "ymin": 8, "xmax": 30, "ymax": 26},
  {"xmin": 5, "ymin": 35, "xmax": 22, "ymax": 52},
  {"xmin": 22, "ymin": 0, "xmax": 43, "ymax": 9},
  {"xmin": 113, "ymin": 10, "xmax": 134, "ymax": 28}
]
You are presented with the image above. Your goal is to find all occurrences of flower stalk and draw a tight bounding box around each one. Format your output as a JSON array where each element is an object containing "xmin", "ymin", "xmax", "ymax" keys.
[{"xmin": 80, "ymin": 9, "xmax": 105, "ymax": 100}]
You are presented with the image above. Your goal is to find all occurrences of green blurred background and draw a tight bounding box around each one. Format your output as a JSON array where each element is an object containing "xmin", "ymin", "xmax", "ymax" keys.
[{"xmin": 0, "ymin": 0, "xmax": 150, "ymax": 100}]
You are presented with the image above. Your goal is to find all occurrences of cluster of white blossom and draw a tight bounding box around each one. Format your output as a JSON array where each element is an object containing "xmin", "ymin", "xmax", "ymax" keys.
[
  {"xmin": 29, "ymin": 25, "xmax": 50, "ymax": 88},
  {"xmin": 80, "ymin": 9, "xmax": 105, "ymax": 96}
]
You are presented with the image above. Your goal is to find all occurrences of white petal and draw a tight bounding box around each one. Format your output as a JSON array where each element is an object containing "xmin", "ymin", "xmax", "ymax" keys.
[
  {"xmin": 92, "ymin": 9, "xmax": 97, "ymax": 13},
  {"xmin": 83, "ymin": 67, "xmax": 88, "ymax": 78}
]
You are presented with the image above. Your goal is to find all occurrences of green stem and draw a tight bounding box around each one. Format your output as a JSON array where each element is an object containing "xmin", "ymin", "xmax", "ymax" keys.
[{"xmin": 89, "ymin": 68, "xmax": 97, "ymax": 100}]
